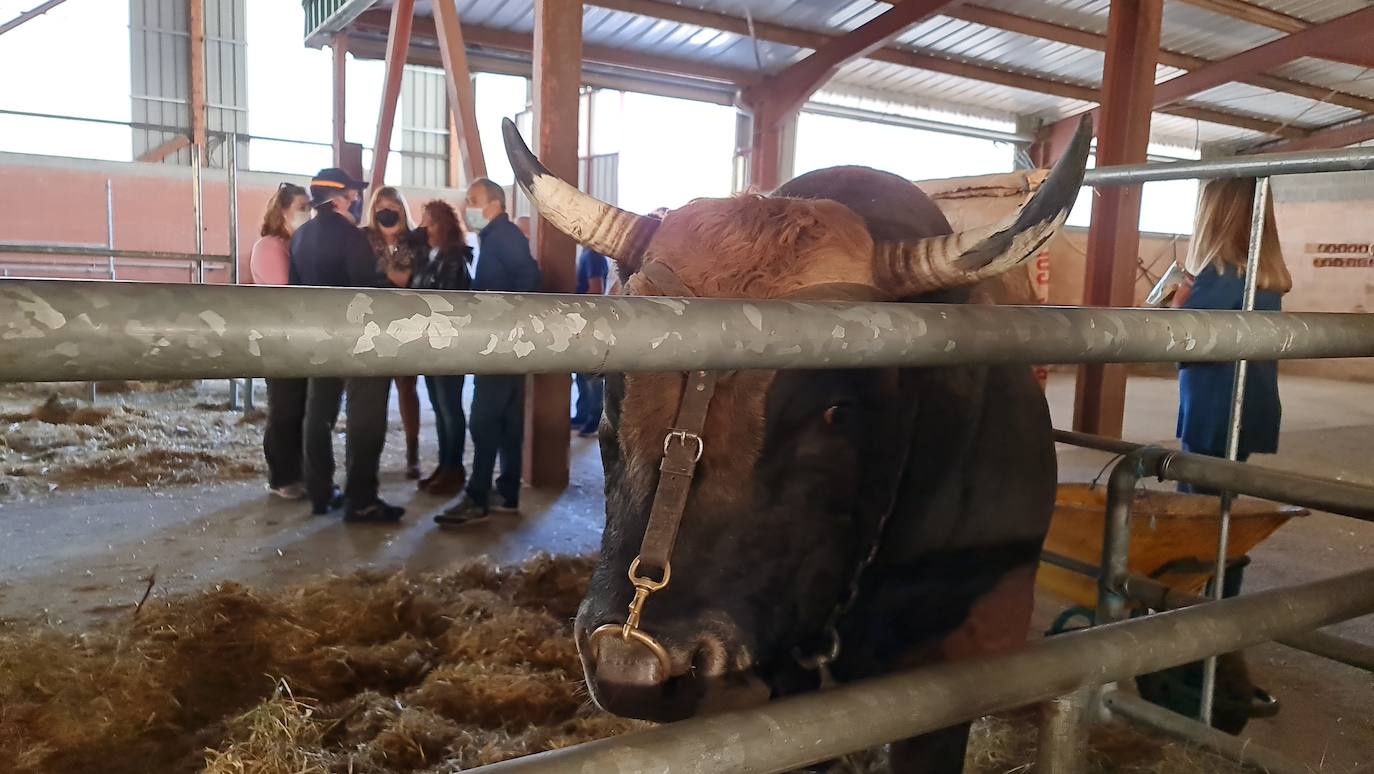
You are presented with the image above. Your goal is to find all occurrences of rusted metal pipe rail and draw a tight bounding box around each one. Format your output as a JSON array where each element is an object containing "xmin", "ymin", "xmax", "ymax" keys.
[
  {"xmin": 1052, "ymin": 430, "xmax": 1374, "ymax": 521},
  {"xmin": 5, "ymin": 281, "xmax": 1374, "ymax": 382},
  {"xmin": 0, "ymin": 244, "xmax": 232, "ymax": 264},
  {"xmin": 470, "ymin": 567, "xmax": 1374, "ymax": 773}
]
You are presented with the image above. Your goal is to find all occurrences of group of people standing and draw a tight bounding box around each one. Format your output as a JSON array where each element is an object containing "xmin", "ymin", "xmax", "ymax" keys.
[{"xmin": 248, "ymin": 168, "xmax": 542, "ymax": 525}]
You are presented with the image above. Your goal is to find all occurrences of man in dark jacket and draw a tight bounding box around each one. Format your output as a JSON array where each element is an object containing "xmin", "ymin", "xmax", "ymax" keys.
[
  {"xmin": 290, "ymin": 168, "xmax": 404, "ymax": 523},
  {"xmin": 571, "ymin": 246, "xmax": 609, "ymax": 437},
  {"xmin": 436, "ymin": 178, "xmax": 542, "ymax": 526}
]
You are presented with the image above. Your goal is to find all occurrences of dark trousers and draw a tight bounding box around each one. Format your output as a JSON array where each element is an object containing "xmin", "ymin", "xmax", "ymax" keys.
[
  {"xmin": 467, "ymin": 375, "xmax": 524, "ymax": 508},
  {"xmin": 425, "ymin": 374, "xmax": 467, "ymax": 471},
  {"xmin": 573, "ymin": 373, "xmax": 604, "ymax": 432},
  {"xmin": 303, "ymin": 376, "xmax": 391, "ymax": 508},
  {"xmin": 264, "ymin": 377, "xmax": 307, "ymax": 488}
]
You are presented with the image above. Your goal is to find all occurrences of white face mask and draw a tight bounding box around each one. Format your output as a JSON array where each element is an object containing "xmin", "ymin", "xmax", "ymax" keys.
[
  {"xmin": 464, "ymin": 207, "xmax": 490, "ymax": 232},
  {"xmin": 287, "ymin": 211, "xmax": 311, "ymax": 234}
]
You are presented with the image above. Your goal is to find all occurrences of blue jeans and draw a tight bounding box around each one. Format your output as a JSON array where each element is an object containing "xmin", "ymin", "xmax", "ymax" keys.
[
  {"xmin": 425, "ymin": 374, "xmax": 466, "ymax": 472},
  {"xmin": 573, "ymin": 373, "xmax": 604, "ymax": 433},
  {"xmin": 468, "ymin": 375, "xmax": 524, "ymax": 508}
]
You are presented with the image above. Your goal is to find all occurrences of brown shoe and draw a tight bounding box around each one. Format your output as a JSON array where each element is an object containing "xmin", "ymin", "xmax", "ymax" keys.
[
  {"xmin": 418, "ymin": 466, "xmax": 442, "ymax": 490},
  {"xmin": 424, "ymin": 468, "xmax": 467, "ymax": 498}
]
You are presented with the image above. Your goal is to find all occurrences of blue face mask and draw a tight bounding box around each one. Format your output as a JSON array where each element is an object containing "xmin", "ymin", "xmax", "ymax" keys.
[{"xmin": 348, "ymin": 195, "xmax": 365, "ymax": 223}]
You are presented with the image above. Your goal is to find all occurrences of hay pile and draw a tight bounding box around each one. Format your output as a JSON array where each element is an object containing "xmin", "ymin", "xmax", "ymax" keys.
[
  {"xmin": 0, "ymin": 555, "xmax": 1248, "ymax": 774},
  {"xmin": 0, "ymin": 384, "xmax": 261, "ymax": 500}
]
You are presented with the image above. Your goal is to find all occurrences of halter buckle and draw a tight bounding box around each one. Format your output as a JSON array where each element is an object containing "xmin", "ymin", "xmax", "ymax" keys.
[{"xmin": 663, "ymin": 429, "xmax": 704, "ymax": 462}]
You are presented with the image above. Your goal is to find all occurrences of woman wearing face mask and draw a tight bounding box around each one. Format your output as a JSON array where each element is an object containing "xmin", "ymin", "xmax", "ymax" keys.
[
  {"xmin": 250, "ymin": 182, "xmax": 311, "ymax": 498},
  {"xmin": 412, "ymin": 200, "xmax": 474, "ymax": 497},
  {"xmin": 364, "ymin": 187, "xmax": 429, "ymax": 479}
]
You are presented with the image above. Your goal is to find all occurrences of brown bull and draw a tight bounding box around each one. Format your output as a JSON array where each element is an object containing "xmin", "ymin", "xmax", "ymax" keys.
[{"xmin": 502, "ymin": 117, "xmax": 1091, "ymax": 773}]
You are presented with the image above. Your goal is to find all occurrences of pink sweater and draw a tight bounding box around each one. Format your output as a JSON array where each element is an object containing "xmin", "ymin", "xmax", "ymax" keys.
[{"xmin": 250, "ymin": 235, "xmax": 291, "ymax": 285}]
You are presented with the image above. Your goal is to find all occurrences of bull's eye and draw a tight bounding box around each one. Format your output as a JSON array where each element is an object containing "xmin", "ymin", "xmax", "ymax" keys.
[{"xmin": 823, "ymin": 402, "xmax": 853, "ymax": 426}]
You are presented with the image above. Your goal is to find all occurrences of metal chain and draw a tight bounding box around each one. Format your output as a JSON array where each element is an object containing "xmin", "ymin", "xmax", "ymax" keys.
[{"xmin": 795, "ymin": 427, "xmax": 917, "ymax": 675}]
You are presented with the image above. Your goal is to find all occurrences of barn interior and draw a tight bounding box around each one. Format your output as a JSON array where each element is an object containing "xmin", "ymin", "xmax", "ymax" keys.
[{"xmin": 2, "ymin": 0, "xmax": 1374, "ymax": 773}]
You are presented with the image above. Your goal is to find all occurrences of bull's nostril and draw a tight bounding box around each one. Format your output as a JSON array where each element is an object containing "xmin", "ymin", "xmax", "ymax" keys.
[{"xmin": 691, "ymin": 634, "xmax": 729, "ymax": 678}]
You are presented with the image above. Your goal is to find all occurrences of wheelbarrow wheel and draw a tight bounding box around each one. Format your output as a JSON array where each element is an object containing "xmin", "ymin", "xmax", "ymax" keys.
[
  {"xmin": 1134, "ymin": 556, "xmax": 1279, "ymax": 734},
  {"xmin": 1134, "ymin": 652, "xmax": 1279, "ymax": 734}
]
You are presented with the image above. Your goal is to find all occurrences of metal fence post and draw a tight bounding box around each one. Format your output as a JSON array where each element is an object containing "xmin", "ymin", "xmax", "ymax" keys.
[
  {"xmin": 1199, "ymin": 176, "xmax": 1270, "ymax": 726},
  {"xmin": 192, "ymin": 150, "xmax": 205, "ymax": 284},
  {"xmin": 105, "ymin": 179, "xmax": 116, "ymax": 280},
  {"xmin": 1037, "ymin": 688, "xmax": 1089, "ymax": 774},
  {"xmin": 227, "ymin": 134, "xmax": 241, "ymax": 411}
]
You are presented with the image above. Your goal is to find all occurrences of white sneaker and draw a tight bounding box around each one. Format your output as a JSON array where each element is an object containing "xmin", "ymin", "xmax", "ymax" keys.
[{"xmin": 269, "ymin": 482, "xmax": 307, "ymax": 500}]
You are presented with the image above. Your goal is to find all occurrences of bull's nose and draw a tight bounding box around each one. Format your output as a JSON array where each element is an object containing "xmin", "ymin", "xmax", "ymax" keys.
[{"xmin": 592, "ymin": 630, "xmax": 670, "ymax": 687}]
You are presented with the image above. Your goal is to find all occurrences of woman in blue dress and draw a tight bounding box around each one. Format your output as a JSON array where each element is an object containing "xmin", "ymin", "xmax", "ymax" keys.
[
  {"xmin": 1139, "ymin": 177, "xmax": 1292, "ymax": 732},
  {"xmin": 1171, "ymin": 177, "xmax": 1292, "ymax": 493}
]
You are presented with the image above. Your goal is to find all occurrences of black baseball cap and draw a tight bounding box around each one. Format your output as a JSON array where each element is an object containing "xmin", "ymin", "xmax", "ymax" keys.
[{"xmin": 309, "ymin": 167, "xmax": 367, "ymax": 206}]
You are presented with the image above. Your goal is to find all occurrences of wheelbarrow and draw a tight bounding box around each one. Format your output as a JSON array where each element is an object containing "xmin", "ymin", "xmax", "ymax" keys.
[
  {"xmin": 1037, "ymin": 483, "xmax": 1307, "ymax": 734},
  {"xmin": 1038, "ymin": 483, "xmax": 1308, "ymax": 611}
]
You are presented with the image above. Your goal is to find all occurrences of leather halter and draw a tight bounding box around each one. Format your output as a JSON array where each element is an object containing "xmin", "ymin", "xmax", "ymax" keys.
[{"xmin": 591, "ymin": 260, "xmax": 896, "ymax": 679}]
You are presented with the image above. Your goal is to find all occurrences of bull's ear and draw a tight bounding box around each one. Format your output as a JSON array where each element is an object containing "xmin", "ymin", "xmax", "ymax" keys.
[
  {"xmin": 502, "ymin": 118, "xmax": 659, "ymax": 273},
  {"xmin": 873, "ymin": 116, "xmax": 1092, "ymax": 295}
]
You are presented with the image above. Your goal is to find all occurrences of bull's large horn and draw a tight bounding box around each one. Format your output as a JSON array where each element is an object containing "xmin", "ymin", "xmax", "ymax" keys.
[
  {"xmin": 874, "ymin": 116, "xmax": 1093, "ymax": 296},
  {"xmin": 501, "ymin": 118, "xmax": 657, "ymax": 271}
]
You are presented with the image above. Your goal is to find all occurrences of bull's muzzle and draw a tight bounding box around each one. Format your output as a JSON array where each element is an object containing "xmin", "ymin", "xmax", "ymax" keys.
[{"xmin": 580, "ymin": 618, "xmax": 770, "ymax": 723}]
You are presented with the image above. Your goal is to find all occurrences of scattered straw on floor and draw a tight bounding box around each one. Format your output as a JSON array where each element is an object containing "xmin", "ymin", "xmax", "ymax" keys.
[
  {"xmin": 0, "ymin": 554, "xmax": 1253, "ymax": 774},
  {"xmin": 0, "ymin": 383, "xmax": 262, "ymax": 499}
]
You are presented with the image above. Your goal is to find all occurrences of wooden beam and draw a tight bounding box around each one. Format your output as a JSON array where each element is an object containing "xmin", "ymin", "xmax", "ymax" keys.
[
  {"xmin": 1255, "ymin": 115, "xmax": 1374, "ymax": 152},
  {"xmin": 526, "ymin": 0, "xmax": 581, "ymax": 489},
  {"xmin": 137, "ymin": 134, "xmax": 191, "ymax": 164},
  {"xmin": 350, "ymin": 0, "xmax": 1305, "ymax": 141},
  {"xmin": 332, "ymin": 33, "xmax": 349, "ymax": 166},
  {"xmin": 433, "ymin": 0, "xmax": 487, "ymax": 182},
  {"xmin": 582, "ymin": 0, "xmax": 1310, "ymax": 140},
  {"xmin": 354, "ymin": 11, "xmax": 755, "ymax": 84},
  {"xmin": 767, "ymin": 0, "xmax": 957, "ymax": 117},
  {"xmin": 187, "ymin": 0, "xmax": 207, "ymax": 165},
  {"xmin": 947, "ymin": 4, "xmax": 1374, "ymax": 115},
  {"xmin": 1151, "ymin": 6, "xmax": 1374, "ymax": 109},
  {"xmin": 370, "ymin": 0, "xmax": 416, "ymax": 191},
  {"xmin": 1174, "ymin": 0, "xmax": 1304, "ymax": 34},
  {"xmin": 0, "ymin": 0, "xmax": 69, "ymax": 36},
  {"xmin": 1176, "ymin": 0, "xmax": 1374, "ymax": 72},
  {"xmin": 1073, "ymin": 0, "xmax": 1162, "ymax": 440},
  {"xmin": 741, "ymin": 0, "xmax": 957, "ymax": 189}
]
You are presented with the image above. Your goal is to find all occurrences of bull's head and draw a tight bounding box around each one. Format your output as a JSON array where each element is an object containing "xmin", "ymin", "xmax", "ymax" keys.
[{"xmin": 502, "ymin": 118, "xmax": 1091, "ymax": 723}]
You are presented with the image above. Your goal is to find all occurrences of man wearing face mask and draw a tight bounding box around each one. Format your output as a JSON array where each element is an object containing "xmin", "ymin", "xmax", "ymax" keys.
[
  {"xmin": 289, "ymin": 168, "xmax": 405, "ymax": 524},
  {"xmin": 435, "ymin": 178, "xmax": 542, "ymax": 526}
]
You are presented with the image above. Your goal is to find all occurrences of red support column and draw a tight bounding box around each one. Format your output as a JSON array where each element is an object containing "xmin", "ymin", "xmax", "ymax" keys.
[
  {"xmin": 332, "ymin": 33, "xmax": 349, "ymax": 166},
  {"xmin": 1072, "ymin": 0, "xmax": 1163, "ymax": 438},
  {"xmin": 370, "ymin": 0, "xmax": 416, "ymax": 191},
  {"xmin": 434, "ymin": 0, "xmax": 488, "ymax": 183},
  {"xmin": 525, "ymin": 0, "xmax": 583, "ymax": 489}
]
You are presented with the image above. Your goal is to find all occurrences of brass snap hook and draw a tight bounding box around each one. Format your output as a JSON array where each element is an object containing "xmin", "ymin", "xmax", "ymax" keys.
[{"xmin": 590, "ymin": 557, "xmax": 674, "ymax": 678}]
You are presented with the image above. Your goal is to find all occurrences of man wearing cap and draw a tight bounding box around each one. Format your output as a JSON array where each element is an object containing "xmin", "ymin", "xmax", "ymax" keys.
[{"xmin": 289, "ymin": 168, "xmax": 405, "ymax": 523}]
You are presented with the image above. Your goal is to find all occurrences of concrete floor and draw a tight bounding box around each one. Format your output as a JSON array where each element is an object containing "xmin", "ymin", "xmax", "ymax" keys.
[{"xmin": 0, "ymin": 372, "xmax": 1371, "ymax": 770}]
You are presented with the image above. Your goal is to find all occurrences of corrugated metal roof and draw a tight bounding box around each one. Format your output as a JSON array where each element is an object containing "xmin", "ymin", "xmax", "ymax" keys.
[{"xmin": 351, "ymin": 0, "xmax": 1374, "ymax": 152}]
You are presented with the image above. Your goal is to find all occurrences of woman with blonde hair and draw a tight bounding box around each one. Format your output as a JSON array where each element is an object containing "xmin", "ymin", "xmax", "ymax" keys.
[
  {"xmin": 1173, "ymin": 177, "xmax": 1292, "ymax": 486},
  {"xmin": 363, "ymin": 186, "xmax": 429, "ymax": 479},
  {"xmin": 250, "ymin": 182, "xmax": 311, "ymax": 498}
]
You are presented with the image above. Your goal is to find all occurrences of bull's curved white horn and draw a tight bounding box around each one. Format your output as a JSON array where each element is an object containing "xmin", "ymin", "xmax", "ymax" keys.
[
  {"xmin": 501, "ymin": 118, "xmax": 658, "ymax": 271},
  {"xmin": 875, "ymin": 116, "xmax": 1093, "ymax": 296}
]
